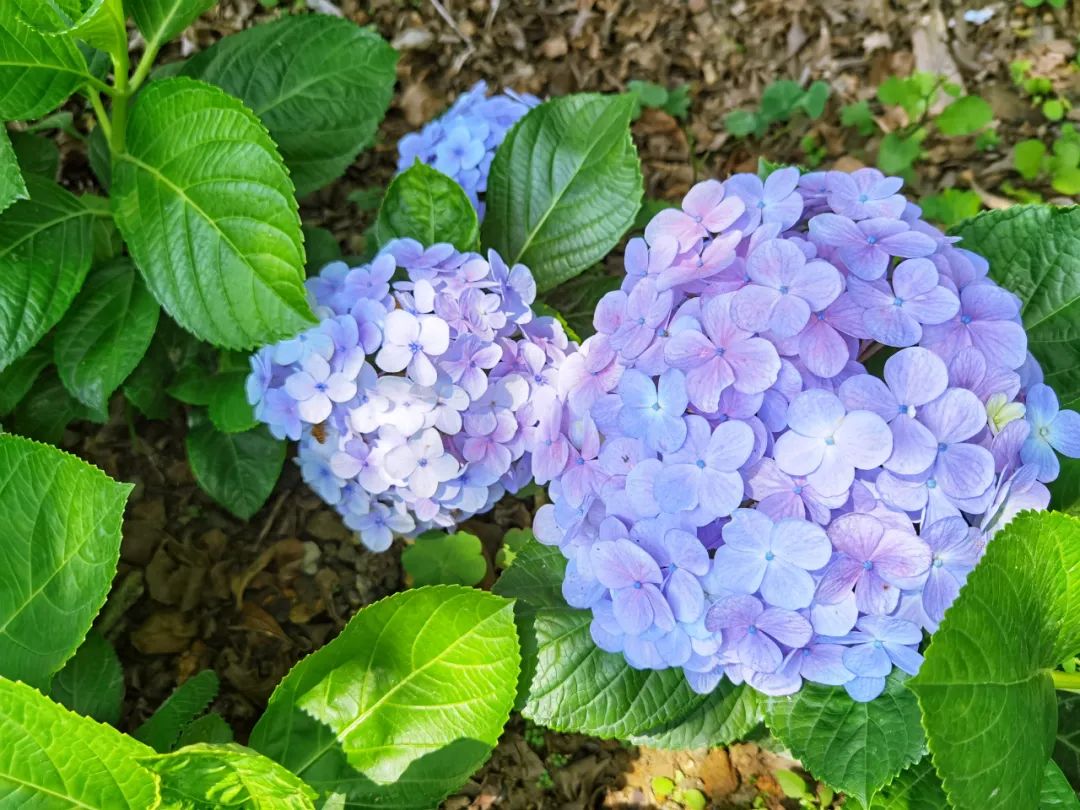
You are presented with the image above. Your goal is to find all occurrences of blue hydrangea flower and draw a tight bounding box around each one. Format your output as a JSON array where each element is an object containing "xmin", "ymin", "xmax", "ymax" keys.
[{"xmin": 396, "ymin": 81, "xmax": 539, "ymax": 216}]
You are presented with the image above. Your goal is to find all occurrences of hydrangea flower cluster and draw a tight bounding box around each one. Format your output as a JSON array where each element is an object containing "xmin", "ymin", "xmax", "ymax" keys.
[
  {"xmin": 396, "ymin": 81, "xmax": 540, "ymax": 216},
  {"xmin": 535, "ymin": 167, "xmax": 1080, "ymax": 702},
  {"xmin": 247, "ymin": 239, "xmax": 569, "ymax": 552}
]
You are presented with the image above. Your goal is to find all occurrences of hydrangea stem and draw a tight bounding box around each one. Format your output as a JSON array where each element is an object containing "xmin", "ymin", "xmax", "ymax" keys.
[{"xmin": 1052, "ymin": 670, "xmax": 1080, "ymax": 692}]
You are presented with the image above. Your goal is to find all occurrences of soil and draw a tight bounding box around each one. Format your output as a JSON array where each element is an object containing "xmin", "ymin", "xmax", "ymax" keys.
[{"xmin": 49, "ymin": 0, "xmax": 1080, "ymax": 808}]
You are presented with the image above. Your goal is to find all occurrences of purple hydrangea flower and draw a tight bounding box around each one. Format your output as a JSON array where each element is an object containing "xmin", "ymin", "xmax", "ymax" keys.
[
  {"xmin": 706, "ymin": 594, "xmax": 812, "ymax": 673},
  {"xmin": 837, "ymin": 615, "xmax": 924, "ymax": 701},
  {"xmin": 809, "ymin": 214, "xmax": 937, "ymax": 280}
]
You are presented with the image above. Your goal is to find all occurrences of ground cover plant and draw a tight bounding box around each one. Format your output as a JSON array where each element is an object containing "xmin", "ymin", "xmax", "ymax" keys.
[{"xmin": 4, "ymin": 2, "xmax": 1080, "ymax": 809}]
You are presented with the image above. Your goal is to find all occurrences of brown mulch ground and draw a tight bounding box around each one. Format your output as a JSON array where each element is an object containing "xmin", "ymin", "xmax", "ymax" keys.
[{"xmin": 54, "ymin": 1, "xmax": 1079, "ymax": 808}]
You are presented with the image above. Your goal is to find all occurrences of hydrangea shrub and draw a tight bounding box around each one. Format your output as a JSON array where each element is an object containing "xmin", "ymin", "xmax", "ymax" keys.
[
  {"xmin": 397, "ymin": 81, "xmax": 539, "ymax": 216},
  {"xmin": 246, "ymin": 240, "xmax": 570, "ymax": 552},
  {"xmin": 534, "ymin": 167, "xmax": 1080, "ymax": 701}
]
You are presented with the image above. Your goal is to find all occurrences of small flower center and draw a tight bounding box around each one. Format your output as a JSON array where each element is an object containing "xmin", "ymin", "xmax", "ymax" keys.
[
  {"xmin": 576, "ymin": 457, "xmax": 585, "ymax": 466},
  {"xmin": 765, "ymin": 551, "xmax": 775, "ymax": 561},
  {"xmin": 652, "ymin": 403, "xmax": 661, "ymax": 411},
  {"xmin": 825, "ymin": 436, "xmax": 836, "ymax": 446},
  {"xmin": 756, "ymin": 200, "xmax": 766, "ymax": 209},
  {"xmin": 873, "ymin": 639, "xmax": 884, "ymax": 649},
  {"xmin": 862, "ymin": 560, "xmax": 874, "ymax": 571},
  {"xmin": 408, "ymin": 341, "xmax": 422, "ymax": 353},
  {"xmin": 933, "ymin": 557, "xmax": 944, "ymax": 569},
  {"xmin": 696, "ymin": 459, "xmax": 706, "ymax": 469},
  {"xmin": 927, "ymin": 478, "xmax": 938, "ymax": 489},
  {"xmin": 893, "ymin": 297, "xmax": 904, "ymax": 307},
  {"xmin": 418, "ymin": 458, "xmax": 429, "ymax": 468},
  {"xmin": 633, "ymin": 581, "xmax": 643, "ymax": 590},
  {"xmin": 747, "ymin": 624, "xmax": 759, "ymax": 635},
  {"xmin": 866, "ymin": 235, "xmax": 878, "ymax": 245},
  {"xmin": 858, "ymin": 193, "xmax": 869, "ymax": 202},
  {"xmin": 715, "ymin": 346, "xmax": 726, "ymax": 356},
  {"xmin": 961, "ymin": 314, "xmax": 973, "ymax": 324},
  {"xmin": 637, "ymin": 317, "xmax": 646, "ymax": 326},
  {"xmin": 1039, "ymin": 425, "xmax": 1051, "ymax": 439},
  {"xmin": 778, "ymin": 285, "xmax": 790, "ymax": 294},
  {"xmin": 793, "ymin": 485, "xmax": 803, "ymax": 494},
  {"xmin": 937, "ymin": 442, "xmax": 948, "ymax": 453},
  {"xmin": 315, "ymin": 382, "xmax": 327, "ymax": 392}
]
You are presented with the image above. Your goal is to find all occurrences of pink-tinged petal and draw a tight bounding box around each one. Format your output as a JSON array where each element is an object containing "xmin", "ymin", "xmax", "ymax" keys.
[
  {"xmin": 712, "ymin": 546, "xmax": 768, "ymax": 594},
  {"xmin": 707, "ymin": 419, "xmax": 756, "ymax": 471},
  {"xmin": 775, "ymin": 431, "xmax": 826, "ymax": 477},
  {"xmin": 936, "ymin": 442, "xmax": 995, "ymax": 499},
  {"xmin": 591, "ymin": 539, "xmax": 663, "ymax": 589},
  {"xmin": 703, "ymin": 196, "xmax": 746, "ymax": 233},
  {"xmin": 885, "ymin": 347, "xmax": 948, "ymax": 407},
  {"xmin": 612, "ymin": 587, "xmax": 655, "ymax": 634},
  {"xmin": 828, "ymin": 513, "xmax": 885, "ymax": 559},
  {"xmin": 730, "ymin": 284, "xmax": 780, "ymax": 333},
  {"xmin": 873, "ymin": 529, "xmax": 933, "ymax": 583},
  {"xmin": 835, "ymin": 410, "xmax": 893, "ymax": 469},
  {"xmin": 683, "ymin": 179, "xmax": 727, "ymax": 218},
  {"xmin": 815, "ymin": 556, "xmax": 862, "ymax": 604},
  {"xmin": 664, "ymin": 328, "xmax": 715, "ymax": 368},
  {"xmin": 907, "ymin": 286, "xmax": 960, "ymax": 325},
  {"xmin": 846, "ymin": 277, "xmax": 894, "ymax": 309},
  {"xmin": 645, "ymin": 208, "xmax": 703, "ymax": 250},
  {"xmin": 769, "ymin": 294, "xmax": 812, "ymax": 338},
  {"xmin": 646, "ymin": 585, "xmax": 676, "ymax": 631},
  {"xmin": 839, "ymin": 375, "xmax": 895, "ymax": 421},
  {"xmin": 748, "ymin": 239, "xmax": 804, "ymax": 287},
  {"xmin": 760, "ymin": 561, "xmax": 816, "ymax": 609},
  {"xmin": 726, "ymin": 337, "xmax": 781, "ymax": 394},
  {"xmin": 771, "ymin": 520, "xmax": 831, "ymax": 570},
  {"xmin": 809, "ymin": 212, "xmax": 863, "ymax": 247},
  {"xmin": 855, "ymin": 571, "xmax": 901, "ymax": 615},
  {"xmin": 757, "ymin": 607, "xmax": 812, "ymax": 647},
  {"xmin": 920, "ymin": 388, "xmax": 986, "ymax": 444},
  {"xmin": 885, "ymin": 415, "xmax": 938, "ymax": 475},
  {"xmin": 806, "ymin": 448, "xmax": 855, "ymax": 496},
  {"xmin": 864, "ymin": 305, "xmax": 921, "ymax": 347},
  {"xmin": 792, "ymin": 261, "xmax": 843, "ymax": 311},
  {"xmin": 707, "ymin": 594, "xmax": 763, "ymax": 630},
  {"xmin": 685, "ymin": 360, "xmax": 736, "ymax": 414},
  {"xmin": 799, "ymin": 319, "xmax": 849, "ymax": 379},
  {"xmin": 969, "ymin": 320, "xmax": 1028, "ymax": 371}
]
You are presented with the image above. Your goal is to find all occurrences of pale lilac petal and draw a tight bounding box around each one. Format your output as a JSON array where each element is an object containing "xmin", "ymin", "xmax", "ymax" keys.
[
  {"xmin": 787, "ymin": 389, "xmax": 845, "ymax": 436},
  {"xmin": 864, "ymin": 306, "xmax": 921, "ymax": 347},
  {"xmin": 775, "ymin": 431, "xmax": 825, "ymax": 477},
  {"xmin": 969, "ymin": 320, "xmax": 1028, "ymax": 370},
  {"xmin": 845, "ymin": 676, "xmax": 886, "ymax": 702},
  {"xmin": 936, "ymin": 442, "xmax": 995, "ymax": 499},
  {"xmin": 771, "ymin": 520, "xmax": 831, "ymax": 569},
  {"xmin": 800, "ymin": 645, "xmax": 854, "ymax": 685},
  {"xmin": 612, "ymin": 587, "xmax": 654, "ymax": 634},
  {"xmin": 757, "ymin": 608, "xmax": 812, "ymax": 648},
  {"xmin": 815, "ymin": 556, "xmax": 862, "ymax": 603},
  {"xmin": 839, "ymin": 375, "xmax": 895, "ymax": 421},
  {"xmin": 706, "ymin": 420, "xmax": 756, "ymax": 470},
  {"xmin": 886, "ymin": 415, "xmax": 938, "ymax": 475},
  {"xmin": 769, "ymin": 294, "xmax": 813, "ymax": 338},
  {"xmin": 760, "ymin": 561, "xmax": 816, "ymax": 610},
  {"xmin": 685, "ymin": 360, "xmax": 735, "ymax": 413},
  {"xmin": 1050, "ymin": 410, "xmax": 1080, "ymax": 457},
  {"xmin": 843, "ymin": 643, "xmax": 891, "ymax": 677},
  {"xmin": 698, "ymin": 469, "xmax": 745, "ymax": 517},
  {"xmin": 885, "ymin": 347, "xmax": 948, "ymax": 407},
  {"xmin": 725, "ymin": 338, "xmax": 781, "ymax": 394},
  {"xmin": 835, "ymin": 411, "xmax": 893, "ymax": 469},
  {"xmin": 730, "ymin": 284, "xmax": 779, "ymax": 333},
  {"xmin": 873, "ymin": 529, "xmax": 933, "ymax": 582},
  {"xmin": 711, "ymin": 547, "xmax": 768, "ymax": 594},
  {"xmin": 799, "ymin": 319, "xmax": 849, "ymax": 379},
  {"xmin": 806, "ymin": 448, "xmax": 854, "ymax": 496},
  {"xmin": 738, "ymin": 631, "xmax": 783, "ymax": 672},
  {"xmin": 920, "ymin": 388, "xmax": 986, "ymax": 444}
]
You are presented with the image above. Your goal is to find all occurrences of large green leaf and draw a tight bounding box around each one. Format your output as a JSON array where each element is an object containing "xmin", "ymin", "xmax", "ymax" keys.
[
  {"xmin": 128, "ymin": 0, "xmax": 216, "ymax": 50},
  {"xmin": 375, "ymin": 162, "xmax": 479, "ymax": 251},
  {"xmin": 493, "ymin": 539, "xmax": 708, "ymax": 737},
  {"xmin": 14, "ymin": 0, "xmax": 126, "ymax": 57},
  {"xmin": 0, "ymin": 6, "xmax": 89, "ymax": 120},
  {"xmin": 10, "ymin": 130, "xmax": 59, "ymax": 179},
  {"xmin": 186, "ymin": 420, "xmax": 284, "ymax": 520},
  {"xmin": 11, "ymin": 368, "xmax": 103, "ymax": 443},
  {"xmin": 135, "ymin": 670, "xmax": 220, "ymax": 753},
  {"xmin": 765, "ymin": 672, "xmax": 924, "ymax": 806},
  {"xmin": 1056, "ymin": 692, "xmax": 1080, "ymax": 787},
  {"xmin": 0, "ymin": 175, "xmax": 93, "ymax": 373},
  {"xmin": 0, "ymin": 343, "xmax": 50, "ymax": 417},
  {"xmin": 250, "ymin": 586, "xmax": 519, "ymax": 809},
  {"xmin": 402, "ymin": 530, "xmax": 487, "ymax": 587},
  {"xmin": 1042, "ymin": 761, "xmax": 1080, "ymax": 810},
  {"xmin": 111, "ymin": 77, "xmax": 313, "ymax": 349},
  {"xmin": 144, "ymin": 743, "xmax": 317, "ymax": 809},
  {"xmin": 0, "ymin": 677, "xmax": 159, "ymax": 807},
  {"xmin": 870, "ymin": 758, "xmax": 948, "ymax": 810},
  {"xmin": 0, "ymin": 434, "xmax": 131, "ymax": 688},
  {"xmin": 55, "ymin": 258, "xmax": 161, "ymax": 413},
  {"xmin": 911, "ymin": 511, "xmax": 1080, "ymax": 810},
  {"xmin": 481, "ymin": 93, "xmax": 642, "ymax": 291},
  {"xmin": 629, "ymin": 681, "xmax": 761, "ymax": 750},
  {"xmin": 0, "ymin": 127, "xmax": 27, "ymax": 214},
  {"xmin": 181, "ymin": 14, "xmax": 397, "ymax": 196},
  {"xmin": 48, "ymin": 630, "xmax": 124, "ymax": 725},
  {"xmin": 952, "ymin": 206, "xmax": 1080, "ymax": 405}
]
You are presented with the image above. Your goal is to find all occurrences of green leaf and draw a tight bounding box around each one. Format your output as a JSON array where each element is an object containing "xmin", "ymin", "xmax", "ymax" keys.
[
  {"xmin": 1045, "ymin": 99, "xmax": 1066, "ymax": 122},
  {"xmin": 1016, "ymin": 139, "xmax": 1048, "ymax": 180},
  {"xmin": 9, "ymin": 131, "xmax": 59, "ymax": 179},
  {"xmin": 186, "ymin": 420, "xmax": 285, "ymax": 520},
  {"xmin": 83, "ymin": 193, "xmax": 124, "ymax": 261},
  {"xmin": 250, "ymin": 586, "xmax": 520, "ymax": 809},
  {"xmin": 402, "ymin": 530, "xmax": 488, "ymax": 587},
  {"xmin": 759, "ymin": 79, "xmax": 804, "ymax": 123},
  {"xmin": 54, "ymin": 258, "xmax": 161, "ymax": 413},
  {"xmin": 764, "ymin": 672, "xmax": 924, "ymax": 806},
  {"xmin": 177, "ymin": 713, "xmax": 234, "ymax": 747},
  {"xmin": 878, "ymin": 132, "xmax": 922, "ymax": 175},
  {"xmin": 14, "ymin": 0, "xmax": 126, "ymax": 58},
  {"xmin": 797, "ymin": 80, "xmax": 830, "ymax": 119},
  {"xmin": 0, "ymin": 127, "xmax": 27, "ymax": 215},
  {"xmin": 493, "ymin": 539, "xmax": 708, "ymax": 737},
  {"xmin": 869, "ymin": 758, "xmax": 948, "ymax": 810},
  {"xmin": 48, "ymin": 629, "xmax": 124, "ymax": 725},
  {"xmin": 375, "ymin": 162, "xmax": 479, "ymax": 251},
  {"xmin": 910, "ymin": 511, "xmax": 1080, "ymax": 810},
  {"xmin": 1056, "ymin": 692, "xmax": 1080, "ymax": 787},
  {"xmin": 951, "ymin": 206, "xmax": 1080, "ymax": 407},
  {"xmin": 302, "ymin": 225, "xmax": 341, "ymax": 274},
  {"xmin": 1053, "ymin": 167, "xmax": 1080, "ymax": 196},
  {"xmin": 0, "ymin": 6, "xmax": 89, "ymax": 120},
  {"xmin": 206, "ymin": 372, "xmax": 258, "ymax": 434},
  {"xmin": 1042, "ymin": 761, "xmax": 1080, "ymax": 809},
  {"xmin": 919, "ymin": 188, "xmax": 981, "ymax": 228},
  {"xmin": 774, "ymin": 769, "xmax": 809, "ymax": 799},
  {"xmin": 144, "ymin": 743, "xmax": 317, "ymax": 809},
  {"xmin": 181, "ymin": 14, "xmax": 397, "ymax": 196},
  {"xmin": 129, "ymin": 0, "xmax": 216, "ymax": 50},
  {"xmin": 0, "ymin": 342, "xmax": 50, "ymax": 417},
  {"xmin": 11, "ymin": 368, "xmax": 102, "ymax": 442},
  {"xmin": 135, "ymin": 670, "xmax": 220, "ymax": 753},
  {"xmin": 934, "ymin": 95, "xmax": 993, "ymax": 136},
  {"xmin": 0, "ymin": 435, "xmax": 130, "ymax": 688},
  {"xmin": 0, "ymin": 175, "xmax": 93, "ymax": 373},
  {"xmin": 0, "ymin": 677, "xmax": 160, "ymax": 806},
  {"xmin": 724, "ymin": 108, "xmax": 760, "ymax": 137},
  {"xmin": 629, "ymin": 681, "xmax": 761, "ymax": 749},
  {"xmin": 481, "ymin": 93, "xmax": 643, "ymax": 292},
  {"xmin": 111, "ymin": 77, "xmax": 313, "ymax": 350},
  {"xmin": 841, "ymin": 100, "xmax": 877, "ymax": 136}
]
